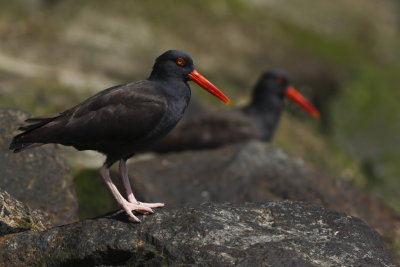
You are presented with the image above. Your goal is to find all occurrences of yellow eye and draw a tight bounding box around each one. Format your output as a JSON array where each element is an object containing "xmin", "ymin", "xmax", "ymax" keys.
[
  {"xmin": 275, "ymin": 76, "xmax": 285, "ymax": 84},
  {"xmin": 176, "ymin": 57, "xmax": 186, "ymax": 66}
]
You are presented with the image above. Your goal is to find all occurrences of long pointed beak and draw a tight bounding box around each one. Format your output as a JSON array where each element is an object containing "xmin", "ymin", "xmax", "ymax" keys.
[
  {"xmin": 285, "ymin": 86, "xmax": 320, "ymax": 118},
  {"xmin": 188, "ymin": 69, "xmax": 231, "ymax": 104}
]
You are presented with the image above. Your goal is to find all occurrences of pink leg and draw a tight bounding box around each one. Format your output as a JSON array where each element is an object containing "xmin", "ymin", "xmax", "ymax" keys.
[
  {"xmin": 99, "ymin": 164, "xmax": 153, "ymax": 222},
  {"xmin": 119, "ymin": 160, "xmax": 138, "ymax": 203},
  {"xmin": 119, "ymin": 160, "xmax": 165, "ymax": 209}
]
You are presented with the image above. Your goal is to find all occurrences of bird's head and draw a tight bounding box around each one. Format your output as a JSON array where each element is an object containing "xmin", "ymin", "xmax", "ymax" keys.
[
  {"xmin": 252, "ymin": 69, "xmax": 320, "ymax": 118},
  {"xmin": 150, "ymin": 50, "xmax": 230, "ymax": 104}
]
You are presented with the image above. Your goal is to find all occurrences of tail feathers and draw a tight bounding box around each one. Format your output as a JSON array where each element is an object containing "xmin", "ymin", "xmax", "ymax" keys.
[
  {"xmin": 19, "ymin": 123, "xmax": 44, "ymax": 132},
  {"xmin": 9, "ymin": 142, "xmax": 44, "ymax": 153},
  {"xmin": 9, "ymin": 114, "xmax": 60, "ymax": 153},
  {"xmin": 18, "ymin": 114, "xmax": 59, "ymax": 132},
  {"xmin": 24, "ymin": 114, "xmax": 60, "ymax": 123}
]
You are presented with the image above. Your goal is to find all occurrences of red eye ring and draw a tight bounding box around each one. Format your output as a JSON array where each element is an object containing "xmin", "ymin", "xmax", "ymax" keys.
[{"xmin": 176, "ymin": 57, "xmax": 186, "ymax": 66}]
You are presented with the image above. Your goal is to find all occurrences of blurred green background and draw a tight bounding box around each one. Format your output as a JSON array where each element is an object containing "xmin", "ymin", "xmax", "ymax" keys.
[{"xmin": 0, "ymin": 0, "xmax": 399, "ymax": 215}]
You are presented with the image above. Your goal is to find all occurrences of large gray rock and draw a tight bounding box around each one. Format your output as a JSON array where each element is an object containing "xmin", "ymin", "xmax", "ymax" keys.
[
  {"xmin": 0, "ymin": 108, "xmax": 78, "ymax": 225},
  {"xmin": 0, "ymin": 201, "xmax": 396, "ymax": 266},
  {"xmin": 126, "ymin": 141, "xmax": 400, "ymax": 251},
  {"xmin": 0, "ymin": 188, "xmax": 50, "ymax": 236}
]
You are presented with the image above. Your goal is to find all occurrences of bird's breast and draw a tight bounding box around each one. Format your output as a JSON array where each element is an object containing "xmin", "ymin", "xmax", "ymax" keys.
[{"xmin": 144, "ymin": 87, "xmax": 190, "ymax": 145}]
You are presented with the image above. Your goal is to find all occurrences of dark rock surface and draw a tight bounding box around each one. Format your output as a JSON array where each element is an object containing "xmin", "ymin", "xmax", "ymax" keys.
[
  {"xmin": 0, "ymin": 108, "xmax": 78, "ymax": 226},
  {"xmin": 0, "ymin": 188, "xmax": 51, "ymax": 236},
  {"xmin": 0, "ymin": 201, "xmax": 396, "ymax": 266},
  {"xmin": 127, "ymin": 141, "xmax": 400, "ymax": 249}
]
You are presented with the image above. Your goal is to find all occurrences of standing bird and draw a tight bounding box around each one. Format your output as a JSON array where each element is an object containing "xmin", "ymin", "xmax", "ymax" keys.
[
  {"xmin": 9, "ymin": 50, "xmax": 230, "ymax": 222},
  {"xmin": 149, "ymin": 69, "xmax": 319, "ymax": 152}
]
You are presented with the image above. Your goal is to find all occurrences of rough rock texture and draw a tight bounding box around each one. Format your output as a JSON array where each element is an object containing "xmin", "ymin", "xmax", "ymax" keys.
[
  {"xmin": 0, "ymin": 201, "xmax": 396, "ymax": 266},
  {"xmin": 127, "ymin": 141, "xmax": 400, "ymax": 249},
  {"xmin": 0, "ymin": 108, "xmax": 78, "ymax": 225},
  {"xmin": 0, "ymin": 188, "xmax": 51, "ymax": 236}
]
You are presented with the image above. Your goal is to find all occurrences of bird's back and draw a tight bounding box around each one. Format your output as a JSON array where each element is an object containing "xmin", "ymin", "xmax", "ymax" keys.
[{"xmin": 10, "ymin": 81, "xmax": 170, "ymax": 159}]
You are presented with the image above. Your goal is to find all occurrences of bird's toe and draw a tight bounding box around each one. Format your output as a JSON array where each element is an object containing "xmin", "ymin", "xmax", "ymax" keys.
[
  {"xmin": 138, "ymin": 202, "xmax": 165, "ymax": 208},
  {"xmin": 125, "ymin": 210, "xmax": 141, "ymax": 222}
]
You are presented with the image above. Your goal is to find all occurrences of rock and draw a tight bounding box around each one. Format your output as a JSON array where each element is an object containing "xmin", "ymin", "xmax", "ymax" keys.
[
  {"xmin": 0, "ymin": 188, "xmax": 51, "ymax": 236},
  {"xmin": 0, "ymin": 201, "xmax": 396, "ymax": 266},
  {"xmin": 126, "ymin": 140, "xmax": 400, "ymax": 250},
  {"xmin": 0, "ymin": 108, "xmax": 78, "ymax": 226}
]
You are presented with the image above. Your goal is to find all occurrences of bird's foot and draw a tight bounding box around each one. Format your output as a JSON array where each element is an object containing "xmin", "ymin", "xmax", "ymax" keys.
[
  {"xmin": 136, "ymin": 201, "xmax": 165, "ymax": 209},
  {"xmin": 126, "ymin": 195, "xmax": 165, "ymax": 209},
  {"xmin": 121, "ymin": 200, "xmax": 155, "ymax": 222}
]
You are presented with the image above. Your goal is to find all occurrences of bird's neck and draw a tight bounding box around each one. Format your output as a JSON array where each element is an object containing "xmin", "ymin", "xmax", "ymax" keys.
[
  {"xmin": 142, "ymin": 78, "xmax": 191, "ymax": 144},
  {"xmin": 243, "ymin": 94, "xmax": 285, "ymax": 141},
  {"xmin": 147, "ymin": 70, "xmax": 191, "ymax": 98},
  {"xmin": 148, "ymin": 70, "xmax": 167, "ymax": 81},
  {"xmin": 148, "ymin": 68, "xmax": 187, "ymax": 82},
  {"xmin": 149, "ymin": 77, "xmax": 191, "ymax": 117}
]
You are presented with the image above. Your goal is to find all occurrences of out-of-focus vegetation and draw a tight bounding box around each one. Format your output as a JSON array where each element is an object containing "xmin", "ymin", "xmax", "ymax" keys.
[
  {"xmin": 0, "ymin": 0, "xmax": 399, "ymax": 214},
  {"xmin": 74, "ymin": 169, "xmax": 117, "ymax": 219}
]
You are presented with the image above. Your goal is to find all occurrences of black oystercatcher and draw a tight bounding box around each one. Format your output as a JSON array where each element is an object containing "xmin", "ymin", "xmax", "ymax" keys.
[
  {"xmin": 9, "ymin": 50, "xmax": 230, "ymax": 222},
  {"xmin": 149, "ymin": 69, "xmax": 319, "ymax": 152}
]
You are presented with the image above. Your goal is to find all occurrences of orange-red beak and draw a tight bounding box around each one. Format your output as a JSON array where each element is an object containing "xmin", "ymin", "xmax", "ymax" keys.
[
  {"xmin": 188, "ymin": 69, "xmax": 231, "ymax": 104},
  {"xmin": 285, "ymin": 86, "xmax": 320, "ymax": 118}
]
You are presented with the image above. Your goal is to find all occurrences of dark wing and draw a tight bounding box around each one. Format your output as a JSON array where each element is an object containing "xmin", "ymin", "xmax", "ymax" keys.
[
  {"xmin": 11, "ymin": 81, "xmax": 167, "ymax": 151},
  {"xmin": 148, "ymin": 110, "xmax": 261, "ymax": 153}
]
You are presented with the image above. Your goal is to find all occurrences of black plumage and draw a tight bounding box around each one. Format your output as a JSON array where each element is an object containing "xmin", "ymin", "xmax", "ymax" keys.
[
  {"xmin": 10, "ymin": 50, "xmax": 230, "ymax": 222},
  {"xmin": 149, "ymin": 69, "xmax": 319, "ymax": 153}
]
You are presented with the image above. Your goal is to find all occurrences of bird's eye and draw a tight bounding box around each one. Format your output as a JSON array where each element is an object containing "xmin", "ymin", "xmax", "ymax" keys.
[
  {"xmin": 176, "ymin": 57, "xmax": 186, "ymax": 66},
  {"xmin": 275, "ymin": 76, "xmax": 285, "ymax": 84}
]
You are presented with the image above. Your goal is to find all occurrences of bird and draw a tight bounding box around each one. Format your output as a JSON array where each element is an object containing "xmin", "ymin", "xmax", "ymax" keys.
[
  {"xmin": 148, "ymin": 69, "xmax": 319, "ymax": 152},
  {"xmin": 9, "ymin": 50, "xmax": 230, "ymax": 222}
]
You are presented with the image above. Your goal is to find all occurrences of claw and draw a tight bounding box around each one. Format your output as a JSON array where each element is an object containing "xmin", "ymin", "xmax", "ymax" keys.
[{"xmin": 126, "ymin": 210, "xmax": 140, "ymax": 222}]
